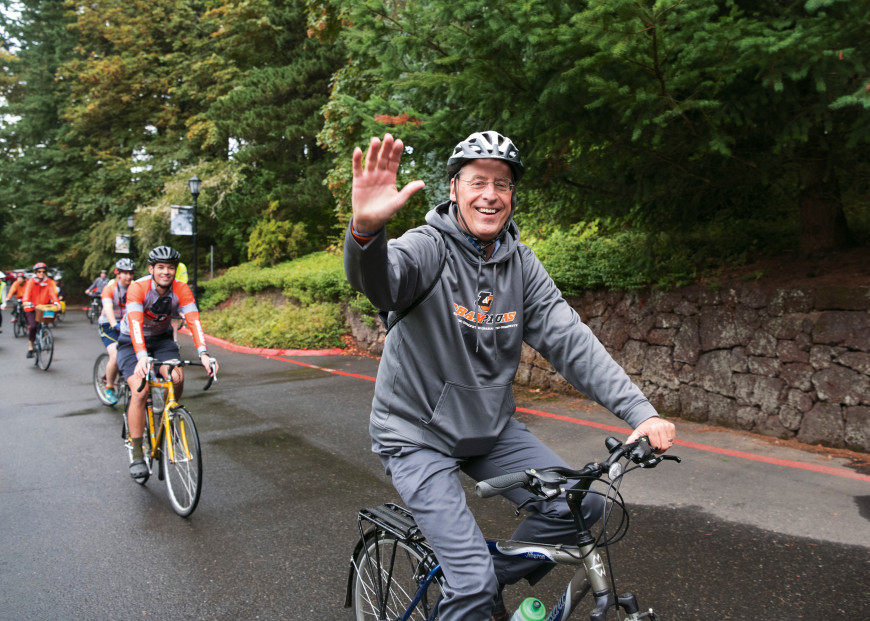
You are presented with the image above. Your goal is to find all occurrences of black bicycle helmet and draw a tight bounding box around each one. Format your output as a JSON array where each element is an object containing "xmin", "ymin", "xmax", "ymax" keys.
[
  {"xmin": 115, "ymin": 258, "xmax": 135, "ymax": 272},
  {"xmin": 446, "ymin": 131, "xmax": 524, "ymax": 182},
  {"xmin": 147, "ymin": 246, "xmax": 181, "ymax": 265}
]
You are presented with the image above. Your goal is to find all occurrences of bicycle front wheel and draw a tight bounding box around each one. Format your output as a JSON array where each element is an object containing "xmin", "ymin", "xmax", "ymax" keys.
[
  {"xmin": 13, "ymin": 312, "xmax": 27, "ymax": 338},
  {"xmin": 352, "ymin": 532, "xmax": 445, "ymax": 620},
  {"xmin": 36, "ymin": 328, "xmax": 53, "ymax": 370},
  {"xmin": 162, "ymin": 407, "xmax": 202, "ymax": 517}
]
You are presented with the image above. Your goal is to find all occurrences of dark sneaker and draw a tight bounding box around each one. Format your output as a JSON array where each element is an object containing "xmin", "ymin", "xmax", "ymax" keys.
[
  {"xmin": 26, "ymin": 350, "xmax": 34, "ymax": 359},
  {"xmin": 129, "ymin": 460, "xmax": 148, "ymax": 479}
]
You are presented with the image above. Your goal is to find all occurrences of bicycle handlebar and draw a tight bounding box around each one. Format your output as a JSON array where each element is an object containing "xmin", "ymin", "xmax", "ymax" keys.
[
  {"xmin": 475, "ymin": 436, "xmax": 680, "ymax": 499},
  {"xmin": 135, "ymin": 357, "xmax": 218, "ymax": 393}
]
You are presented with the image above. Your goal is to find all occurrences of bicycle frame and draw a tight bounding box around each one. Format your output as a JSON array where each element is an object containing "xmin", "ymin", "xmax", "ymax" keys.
[
  {"xmin": 350, "ymin": 438, "xmax": 675, "ymax": 621},
  {"xmin": 143, "ymin": 372, "xmax": 190, "ymax": 466}
]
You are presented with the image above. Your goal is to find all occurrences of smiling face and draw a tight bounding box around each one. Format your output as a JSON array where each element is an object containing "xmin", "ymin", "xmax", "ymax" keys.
[
  {"xmin": 116, "ymin": 270, "xmax": 134, "ymax": 287},
  {"xmin": 148, "ymin": 262, "xmax": 177, "ymax": 289},
  {"xmin": 450, "ymin": 159, "xmax": 514, "ymax": 244}
]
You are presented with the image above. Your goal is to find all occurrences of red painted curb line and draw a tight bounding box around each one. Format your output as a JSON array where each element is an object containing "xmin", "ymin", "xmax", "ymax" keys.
[
  {"xmin": 179, "ymin": 327, "xmax": 344, "ymax": 357},
  {"xmin": 200, "ymin": 332, "xmax": 870, "ymax": 483},
  {"xmin": 516, "ymin": 406, "xmax": 870, "ymax": 483}
]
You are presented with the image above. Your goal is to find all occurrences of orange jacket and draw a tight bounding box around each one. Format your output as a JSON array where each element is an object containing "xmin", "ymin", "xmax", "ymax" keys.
[
  {"xmin": 6, "ymin": 279, "xmax": 27, "ymax": 302},
  {"xmin": 22, "ymin": 277, "xmax": 60, "ymax": 310}
]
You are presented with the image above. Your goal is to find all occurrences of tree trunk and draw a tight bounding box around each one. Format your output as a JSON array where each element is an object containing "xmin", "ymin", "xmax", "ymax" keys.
[{"xmin": 797, "ymin": 154, "xmax": 853, "ymax": 257}]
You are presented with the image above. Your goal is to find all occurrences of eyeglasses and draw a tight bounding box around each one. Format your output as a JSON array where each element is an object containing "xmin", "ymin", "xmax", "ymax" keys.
[
  {"xmin": 456, "ymin": 177, "xmax": 515, "ymax": 194},
  {"xmin": 35, "ymin": 269, "xmax": 46, "ymax": 274}
]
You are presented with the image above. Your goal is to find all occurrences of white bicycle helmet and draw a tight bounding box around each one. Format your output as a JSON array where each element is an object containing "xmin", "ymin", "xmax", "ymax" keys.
[{"xmin": 446, "ymin": 131, "xmax": 524, "ymax": 182}]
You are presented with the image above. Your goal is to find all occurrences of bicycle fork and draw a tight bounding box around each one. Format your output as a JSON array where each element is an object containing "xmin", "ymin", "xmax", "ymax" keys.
[{"xmin": 565, "ymin": 486, "xmax": 657, "ymax": 621}]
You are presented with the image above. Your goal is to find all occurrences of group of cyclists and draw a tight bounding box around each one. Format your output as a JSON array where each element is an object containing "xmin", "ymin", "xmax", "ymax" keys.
[
  {"xmin": 3, "ymin": 263, "xmax": 62, "ymax": 356},
  {"xmin": 4, "ymin": 247, "xmax": 217, "ymax": 478}
]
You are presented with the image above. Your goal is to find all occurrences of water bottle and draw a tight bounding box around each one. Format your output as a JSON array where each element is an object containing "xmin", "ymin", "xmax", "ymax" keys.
[
  {"xmin": 151, "ymin": 386, "xmax": 165, "ymax": 414},
  {"xmin": 509, "ymin": 597, "xmax": 547, "ymax": 621}
]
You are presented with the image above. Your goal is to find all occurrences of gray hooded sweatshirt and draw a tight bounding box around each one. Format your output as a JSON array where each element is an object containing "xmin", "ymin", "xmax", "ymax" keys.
[{"xmin": 344, "ymin": 202, "xmax": 658, "ymax": 457}]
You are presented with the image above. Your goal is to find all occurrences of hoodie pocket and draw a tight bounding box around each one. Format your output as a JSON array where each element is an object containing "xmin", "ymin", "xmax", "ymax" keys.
[{"xmin": 423, "ymin": 382, "xmax": 515, "ymax": 457}]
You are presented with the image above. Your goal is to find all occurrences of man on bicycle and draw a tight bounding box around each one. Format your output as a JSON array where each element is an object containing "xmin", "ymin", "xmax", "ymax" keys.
[
  {"xmin": 344, "ymin": 132, "xmax": 676, "ymax": 621},
  {"xmin": 22, "ymin": 263, "xmax": 60, "ymax": 358},
  {"xmin": 116, "ymin": 246, "xmax": 217, "ymax": 479},
  {"xmin": 85, "ymin": 269, "xmax": 109, "ymax": 297},
  {"xmin": 98, "ymin": 258, "xmax": 135, "ymax": 405}
]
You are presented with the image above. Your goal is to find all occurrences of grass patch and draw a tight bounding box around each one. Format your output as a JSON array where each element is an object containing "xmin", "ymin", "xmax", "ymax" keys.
[{"xmin": 201, "ymin": 296, "xmax": 345, "ymax": 350}]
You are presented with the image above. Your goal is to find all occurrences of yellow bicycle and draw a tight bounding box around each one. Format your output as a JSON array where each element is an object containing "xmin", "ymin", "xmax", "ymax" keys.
[{"xmin": 122, "ymin": 356, "xmax": 216, "ymax": 517}]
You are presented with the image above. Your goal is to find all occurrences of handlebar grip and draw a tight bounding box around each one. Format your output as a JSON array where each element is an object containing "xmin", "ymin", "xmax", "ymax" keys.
[
  {"xmin": 475, "ymin": 471, "xmax": 531, "ymax": 498},
  {"xmin": 137, "ymin": 377, "xmax": 147, "ymax": 393}
]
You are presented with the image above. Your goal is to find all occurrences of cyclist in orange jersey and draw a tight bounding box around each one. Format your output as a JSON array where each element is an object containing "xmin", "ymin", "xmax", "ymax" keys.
[
  {"xmin": 22, "ymin": 263, "xmax": 59, "ymax": 358},
  {"xmin": 115, "ymin": 246, "xmax": 217, "ymax": 479}
]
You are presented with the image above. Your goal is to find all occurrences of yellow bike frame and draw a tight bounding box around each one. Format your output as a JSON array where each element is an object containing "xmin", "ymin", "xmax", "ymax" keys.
[{"xmin": 143, "ymin": 373, "xmax": 190, "ymax": 466}]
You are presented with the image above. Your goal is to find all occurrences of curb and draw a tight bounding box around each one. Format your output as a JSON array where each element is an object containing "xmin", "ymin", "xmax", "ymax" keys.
[{"xmin": 179, "ymin": 327, "xmax": 344, "ymax": 357}]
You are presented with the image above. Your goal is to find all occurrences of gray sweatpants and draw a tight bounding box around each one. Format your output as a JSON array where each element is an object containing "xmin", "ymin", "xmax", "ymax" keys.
[{"xmin": 379, "ymin": 418, "xmax": 605, "ymax": 621}]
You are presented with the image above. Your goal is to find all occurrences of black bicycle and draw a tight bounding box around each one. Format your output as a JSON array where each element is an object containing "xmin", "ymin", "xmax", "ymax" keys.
[
  {"xmin": 86, "ymin": 294, "xmax": 101, "ymax": 324},
  {"xmin": 347, "ymin": 437, "xmax": 680, "ymax": 620},
  {"xmin": 12, "ymin": 299, "xmax": 27, "ymax": 338}
]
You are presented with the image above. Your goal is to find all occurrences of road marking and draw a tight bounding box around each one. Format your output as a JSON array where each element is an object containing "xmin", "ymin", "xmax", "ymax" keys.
[{"xmin": 225, "ymin": 342, "xmax": 870, "ymax": 484}]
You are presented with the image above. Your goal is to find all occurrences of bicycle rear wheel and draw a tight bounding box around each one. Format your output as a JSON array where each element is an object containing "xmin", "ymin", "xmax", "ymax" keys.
[
  {"xmin": 93, "ymin": 353, "xmax": 115, "ymax": 405},
  {"xmin": 352, "ymin": 531, "xmax": 445, "ymax": 620},
  {"xmin": 162, "ymin": 406, "xmax": 202, "ymax": 517},
  {"xmin": 36, "ymin": 328, "xmax": 53, "ymax": 370}
]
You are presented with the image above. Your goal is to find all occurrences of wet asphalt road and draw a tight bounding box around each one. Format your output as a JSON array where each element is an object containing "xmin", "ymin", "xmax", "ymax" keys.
[{"xmin": 0, "ymin": 309, "xmax": 868, "ymax": 620}]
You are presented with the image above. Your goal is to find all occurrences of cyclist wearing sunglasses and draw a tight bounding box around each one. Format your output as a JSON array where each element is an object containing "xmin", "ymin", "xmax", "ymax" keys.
[
  {"xmin": 115, "ymin": 246, "xmax": 217, "ymax": 479},
  {"xmin": 22, "ymin": 263, "xmax": 60, "ymax": 358},
  {"xmin": 344, "ymin": 131, "xmax": 676, "ymax": 620}
]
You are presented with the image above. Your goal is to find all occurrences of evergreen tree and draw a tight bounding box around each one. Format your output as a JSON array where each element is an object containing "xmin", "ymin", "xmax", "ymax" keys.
[
  {"xmin": 0, "ymin": 0, "xmax": 81, "ymax": 270},
  {"xmin": 315, "ymin": 0, "xmax": 870, "ymax": 257}
]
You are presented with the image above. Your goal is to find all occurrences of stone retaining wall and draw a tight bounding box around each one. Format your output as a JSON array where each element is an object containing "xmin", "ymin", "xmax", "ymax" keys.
[{"xmin": 345, "ymin": 283, "xmax": 870, "ymax": 453}]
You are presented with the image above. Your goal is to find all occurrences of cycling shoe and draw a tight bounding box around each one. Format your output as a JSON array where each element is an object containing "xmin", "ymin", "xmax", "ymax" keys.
[{"xmin": 129, "ymin": 460, "xmax": 148, "ymax": 479}]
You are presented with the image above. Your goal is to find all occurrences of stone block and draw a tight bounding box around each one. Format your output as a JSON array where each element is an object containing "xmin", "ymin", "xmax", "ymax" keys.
[
  {"xmin": 776, "ymin": 339, "xmax": 809, "ymax": 364},
  {"xmin": 836, "ymin": 351, "xmax": 870, "ymax": 376},
  {"xmin": 736, "ymin": 406, "xmax": 764, "ymax": 430},
  {"xmin": 780, "ymin": 363, "xmax": 814, "ymax": 392},
  {"xmin": 812, "ymin": 365, "xmax": 870, "ymax": 406},
  {"xmin": 673, "ymin": 316, "xmax": 700, "ymax": 364},
  {"xmin": 777, "ymin": 404, "xmax": 803, "ymax": 431},
  {"xmin": 747, "ymin": 330, "xmax": 777, "ymax": 357},
  {"xmin": 809, "ymin": 345, "xmax": 837, "ymax": 370},
  {"xmin": 696, "ymin": 350, "xmax": 735, "ymax": 396},
  {"xmin": 844, "ymin": 406, "xmax": 870, "ymax": 452},
  {"xmin": 617, "ymin": 339, "xmax": 646, "ymax": 375},
  {"xmin": 797, "ymin": 402, "xmax": 845, "ymax": 448},
  {"xmin": 769, "ymin": 289, "xmax": 813, "ymax": 315},
  {"xmin": 647, "ymin": 328, "xmax": 676, "ymax": 347},
  {"xmin": 786, "ymin": 388, "xmax": 815, "ymax": 413},
  {"xmin": 812, "ymin": 310, "xmax": 870, "ymax": 348},
  {"xmin": 763, "ymin": 314, "xmax": 813, "ymax": 340},
  {"xmin": 643, "ymin": 345, "xmax": 680, "ymax": 389},
  {"xmin": 748, "ymin": 356, "xmax": 781, "ymax": 377},
  {"xmin": 699, "ymin": 307, "xmax": 755, "ymax": 350}
]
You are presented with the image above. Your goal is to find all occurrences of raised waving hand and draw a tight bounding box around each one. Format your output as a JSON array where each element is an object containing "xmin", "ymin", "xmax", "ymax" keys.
[{"xmin": 351, "ymin": 134, "xmax": 426, "ymax": 235}]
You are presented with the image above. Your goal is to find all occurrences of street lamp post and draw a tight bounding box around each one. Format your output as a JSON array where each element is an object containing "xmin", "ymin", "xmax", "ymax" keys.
[
  {"xmin": 127, "ymin": 215, "xmax": 135, "ymax": 257},
  {"xmin": 188, "ymin": 176, "xmax": 201, "ymax": 301}
]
